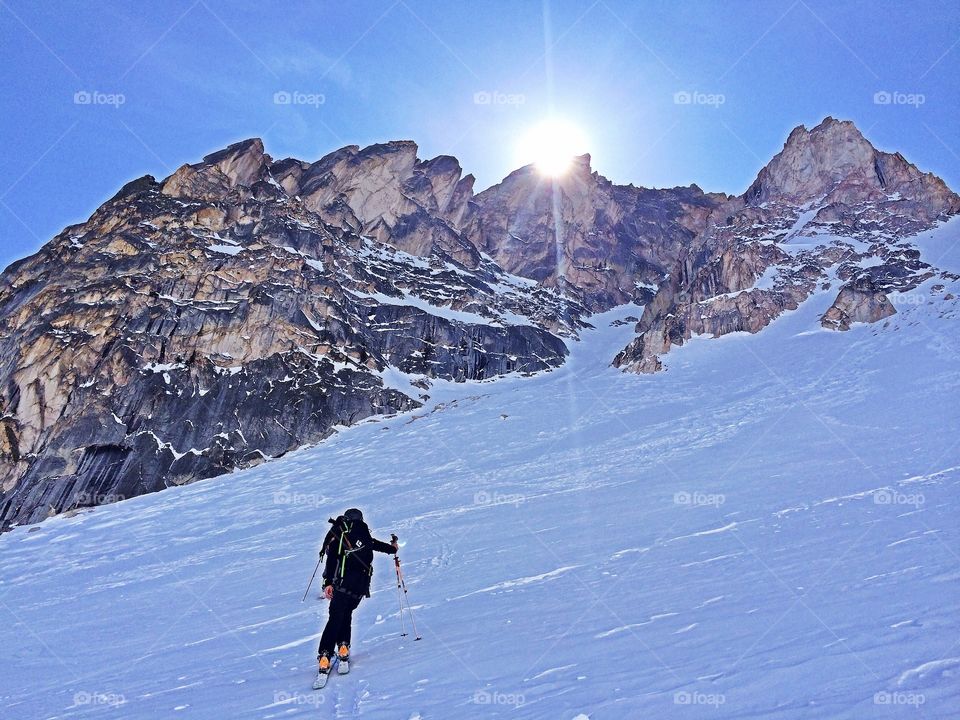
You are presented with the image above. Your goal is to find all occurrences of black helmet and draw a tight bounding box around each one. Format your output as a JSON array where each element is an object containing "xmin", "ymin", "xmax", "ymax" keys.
[{"xmin": 344, "ymin": 508, "xmax": 363, "ymax": 522}]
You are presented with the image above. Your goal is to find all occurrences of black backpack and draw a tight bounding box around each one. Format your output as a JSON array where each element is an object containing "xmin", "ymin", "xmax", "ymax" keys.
[{"xmin": 325, "ymin": 516, "xmax": 375, "ymax": 596}]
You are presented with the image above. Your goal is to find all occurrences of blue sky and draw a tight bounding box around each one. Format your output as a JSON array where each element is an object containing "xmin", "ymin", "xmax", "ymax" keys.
[{"xmin": 1, "ymin": 0, "xmax": 958, "ymax": 267}]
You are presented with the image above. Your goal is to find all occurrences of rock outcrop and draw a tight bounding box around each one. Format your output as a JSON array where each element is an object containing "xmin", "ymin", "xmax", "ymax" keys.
[{"xmin": 821, "ymin": 277, "xmax": 896, "ymax": 330}]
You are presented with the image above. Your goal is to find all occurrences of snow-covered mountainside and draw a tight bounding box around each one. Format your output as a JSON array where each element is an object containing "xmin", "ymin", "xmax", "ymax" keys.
[
  {"xmin": 0, "ymin": 116, "xmax": 957, "ymax": 534},
  {"xmin": 2, "ymin": 220, "xmax": 959, "ymax": 718}
]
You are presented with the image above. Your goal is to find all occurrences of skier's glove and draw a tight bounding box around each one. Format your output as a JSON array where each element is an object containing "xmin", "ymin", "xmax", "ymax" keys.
[{"xmin": 323, "ymin": 585, "xmax": 334, "ymax": 600}]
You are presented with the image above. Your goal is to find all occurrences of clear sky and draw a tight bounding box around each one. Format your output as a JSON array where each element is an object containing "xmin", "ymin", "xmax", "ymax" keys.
[{"xmin": 1, "ymin": 0, "xmax": 958, "ymax": 268}]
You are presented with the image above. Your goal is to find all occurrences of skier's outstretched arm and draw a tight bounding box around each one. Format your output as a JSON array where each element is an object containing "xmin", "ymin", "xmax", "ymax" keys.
[{"xmin": 371, "ymin": 536, "xmax": 398, "ymax": 554}]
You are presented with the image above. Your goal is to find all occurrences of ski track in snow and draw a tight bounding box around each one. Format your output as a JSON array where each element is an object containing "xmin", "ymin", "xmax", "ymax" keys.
[
  {"xmin": 446, "ymin": 566, "xmax": 580, "ymax": 601},
  {"xmin": 2, "ymin": 223, "xmax": 960, "ymax": 718}
]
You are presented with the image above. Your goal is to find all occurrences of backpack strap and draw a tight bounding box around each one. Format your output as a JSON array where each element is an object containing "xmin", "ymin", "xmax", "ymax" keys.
[{"xmin": 336, "ymin": 520, "xmax": 355, "ymax": 581}]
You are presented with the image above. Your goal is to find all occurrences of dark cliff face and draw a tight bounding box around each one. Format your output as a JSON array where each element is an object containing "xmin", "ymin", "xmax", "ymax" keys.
[
  {"xmin": 0, "ymin": 140, "xmax": 579, "ymax": 530},
  {"xmin": 1, "ymin": 116, "xmax": 957, "ymax": 530}
]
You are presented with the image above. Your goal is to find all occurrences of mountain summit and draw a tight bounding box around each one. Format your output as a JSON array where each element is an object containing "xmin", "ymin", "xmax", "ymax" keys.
[
  {"xmin": 745, "ymin": 117, "xmax": 958, "ymax": 213},
  {"xmin": 1, "ymin": 117, "xmax": 957, "ymax": 529}
]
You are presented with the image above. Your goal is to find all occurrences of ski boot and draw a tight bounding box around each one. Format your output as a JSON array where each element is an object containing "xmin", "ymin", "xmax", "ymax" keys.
[{"xmin": 336, "ymin": 643, "xmax": 350, "ymax": 674}]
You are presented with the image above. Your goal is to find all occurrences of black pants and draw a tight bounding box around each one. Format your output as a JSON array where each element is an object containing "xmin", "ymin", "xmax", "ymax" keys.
[{"xmin": 318, "ymin": 588, "xmax": 362, "ymax": 656}]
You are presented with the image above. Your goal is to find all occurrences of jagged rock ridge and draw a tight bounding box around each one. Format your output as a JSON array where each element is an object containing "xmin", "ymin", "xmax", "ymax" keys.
[{"xmin": 1, "ymin": 116, "xmax": 957, "ymax": 529}]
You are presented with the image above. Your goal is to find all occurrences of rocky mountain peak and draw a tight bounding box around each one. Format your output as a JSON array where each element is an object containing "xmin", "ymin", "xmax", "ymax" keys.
[
  {"xmin": 492, "ymin": 153, "xmax": 595, "ymax": 188},
  {"xmin": 200, "ymin": 137, "xmax": 267, "ymax": 175},
  {"xmin": 745, "ymin": 117, "xmax": 878, "ymax": 205},
  {"xmin": 161, "ymin": 137, "xmax": 269, "ymax": 199},
  {"xmin": 614, "ymin": 117, "xmax": 959, "ymax": 374},
  {"xmin": 285, "ymin": 140, "xmax": 478, "ymax": 263},
  {"xmin": 569, "ymin": 152, "xmax": 593, "ymax": 174},
  {"xmin": 745, "ymin": 117, "xmax": 959, "ymax": 218},
  {"xmin": 344, "ymin": 140, "xmax": 420, "ymax": 183}
]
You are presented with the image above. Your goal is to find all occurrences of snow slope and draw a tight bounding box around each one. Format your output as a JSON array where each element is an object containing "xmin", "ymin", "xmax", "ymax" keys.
[{"xmin": 2, "ymin": 230, "xmax": 960, "ymax": 718}]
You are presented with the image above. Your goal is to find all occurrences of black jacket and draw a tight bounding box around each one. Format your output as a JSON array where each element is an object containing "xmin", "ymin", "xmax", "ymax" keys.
[{"xmin": 321, "ymin": 517, "xmax": 395, "ymax": 597}]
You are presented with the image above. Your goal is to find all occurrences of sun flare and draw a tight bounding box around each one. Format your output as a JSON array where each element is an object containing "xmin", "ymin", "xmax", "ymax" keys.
[{"xmin": 517, "ymin": 118, "xmax": 589, "ymax": 177}]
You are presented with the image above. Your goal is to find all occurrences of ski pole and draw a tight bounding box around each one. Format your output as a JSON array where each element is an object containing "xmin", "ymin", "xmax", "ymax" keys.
[
  {"xmin": 394, "ymin": 555, "xmax": 421, "ymax": 641},
  {"xmin": 301, "ymin": 554, "xmax": 323, "ymax": 602},
  {"xmin": 391, "ymin": 535, "xmax": 408, "ymax": 637}
]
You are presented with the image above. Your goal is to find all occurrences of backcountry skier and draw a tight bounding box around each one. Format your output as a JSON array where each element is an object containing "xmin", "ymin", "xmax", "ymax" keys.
[{"xmin": 314, "ymin": 508, "xmax": 397, "ymax": 686}]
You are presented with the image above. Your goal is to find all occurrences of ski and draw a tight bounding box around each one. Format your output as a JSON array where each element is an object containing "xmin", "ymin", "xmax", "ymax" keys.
[
  {"xmin": 312, "ymin": 669, "xmax": 330, "ymax": 690},
  {"xmin": 312, "ymin": 655, "xmax": 335, "ymax": 689},
  {"xmin": 312, "ymin": 655, "xmax": 349, "ymax": 688}
]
